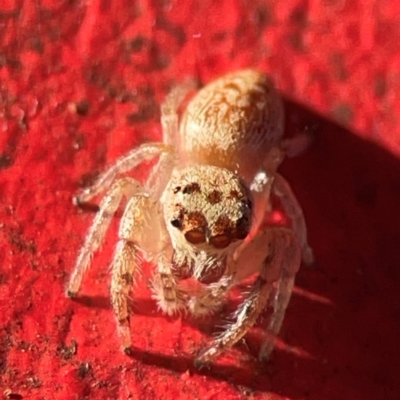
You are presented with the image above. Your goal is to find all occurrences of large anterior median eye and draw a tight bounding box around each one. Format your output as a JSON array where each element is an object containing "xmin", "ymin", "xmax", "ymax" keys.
[
  {"xmin": 184, "ymin": 229, "xmax": 206, "ymax": 244},
  {"xmin": 209, "ymin": 234, "xmax": 231, "ymax": 249}
]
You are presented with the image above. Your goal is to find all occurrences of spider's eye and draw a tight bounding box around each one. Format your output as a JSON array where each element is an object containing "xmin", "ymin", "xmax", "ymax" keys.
[
  {"xmin": 170, "ymin": 219, "xmax": 182, "ymax": 228},
  {"xmin": 184, "ymin": 229, "xmax": 206, "ymax": 244},
  {"xmin": 209, "ymin": 234, "xmax": 231, "ymax": 249},
  {"xmin": 235, "ymin": 215, "xmax": 251, "ymax": 239}
]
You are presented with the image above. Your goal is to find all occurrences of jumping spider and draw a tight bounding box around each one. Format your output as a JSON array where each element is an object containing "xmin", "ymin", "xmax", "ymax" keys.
[{"xmin": 66, "ymin": 69, "xmax": 313, "ymax": 366}]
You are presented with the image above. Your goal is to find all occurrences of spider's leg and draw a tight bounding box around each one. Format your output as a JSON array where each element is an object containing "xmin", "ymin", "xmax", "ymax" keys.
[
  {"xmin": 145, "ymin": 151, "xmax": 176, "ymax": 199},
  {"xmin": 272, "ymin": 173, "xmax": 314, "ymax": 265},
  {"xmin": 66, "ymin": 177, "xmax": 145, "ymax": 296},
  {"xmin": 75, "ymin": 80, "xmax": 191, "ymax": 205},
  {"xmin": 259, "ymin": 229, "xmax": 301, "ymax": 361},
  {"xmin": 145, "ymin": 80, "xmax": 198, "ymax": 199},
  {"xmin": 110, "ymin": 194, "xmax": 152, "ymax": 352},
  {"xmin": 194, "ymin": 227, "xmax": 300, "ymax": 367},
  {"xmin": 161, "ymin": 79, "xmax": 197, "ymax": 147},
  {"xmin": 282, "ymin": 131, "xmax": 313, "ymax": 158},
  {"xmin": 74, "ymin": 142, "xmax": 170, "ymax": 204}
]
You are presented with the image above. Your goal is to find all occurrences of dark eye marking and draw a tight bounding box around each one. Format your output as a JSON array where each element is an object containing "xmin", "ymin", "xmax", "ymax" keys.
[
  {"xmin": 170, "ymin": 219, "xmax": 182, "ymax": 228},
  {"xmin": 207, "ymin": 190, "xmax": 222, "ymax": 205},
  {"xmin": 235, "ymin": 215, "xmax": 250, "ymax": 239},
  {"xmin": 243, "ymin": 199, "xmax": 252, "ymax": 210},
  {"xmin": 173, "ymin": 186, "xmax": 181, "ymax": 194},
  {"xmin": 213, "ymin": 215, "xmax": 234, "ymax": 236},
  {"xmin": 183, "ymin": 182, "xmax": 201, "ymax": 194},
  {"xmin": 229, "ymin": 189, "xmax": 239, "ymax": 199}
]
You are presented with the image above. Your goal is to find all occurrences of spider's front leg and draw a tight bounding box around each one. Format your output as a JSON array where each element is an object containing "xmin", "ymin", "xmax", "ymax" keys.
[
  {"xmin": 73, "ymin": 143, "xmax": 169, "ymax": 205},
  {"xmin": 66, "ymin": 177, "xmax": 146, "ymax": 296},
  {"xmin": 73, "ymin": 80, "xmax": 192, "ymax": 205},
  {"xmin": 273, "ymin": 173, "xmax": 314, "ymax": 265},
  {"xmin": 109, "ymin": 193, "xmax": 157, "ymax": 352},
  {"xmin": 194, "ymin": 227, "xmax": 301, "ymax": 367}
]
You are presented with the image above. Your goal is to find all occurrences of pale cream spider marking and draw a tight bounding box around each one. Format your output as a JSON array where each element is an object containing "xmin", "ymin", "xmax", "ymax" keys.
[{"xmin": 66, "ymin": 69, "xmax": 313, "ymax": 366}]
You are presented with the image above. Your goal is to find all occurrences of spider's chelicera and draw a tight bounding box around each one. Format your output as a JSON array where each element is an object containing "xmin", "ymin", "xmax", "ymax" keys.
[{"xmin": 66, "ymin": 69, "xmax": 313, "ymax": 366}]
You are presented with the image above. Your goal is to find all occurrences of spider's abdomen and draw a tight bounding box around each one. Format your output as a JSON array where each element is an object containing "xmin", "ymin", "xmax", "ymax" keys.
[{"xmin": 180, "ymin": 69, "xmax": 284, "ymax": 182}]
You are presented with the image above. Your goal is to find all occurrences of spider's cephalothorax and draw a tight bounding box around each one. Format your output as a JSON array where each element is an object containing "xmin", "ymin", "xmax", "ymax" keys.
[
  {"xmin": 164, "ymin": 166, "xmax": 252, "ymax": 246},
  {"xmin": 66, "ymin": 69, "xmax": 313, "ymax": 366},
  {"xmin": 163, "ymin": 165, "xmax": 252, "ymax": 275}
]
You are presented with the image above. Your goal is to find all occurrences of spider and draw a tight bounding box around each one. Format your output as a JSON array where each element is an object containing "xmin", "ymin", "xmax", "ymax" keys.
[{"xmin": 66, "ymin": 69, "xmax": 313, "ymax": 366}]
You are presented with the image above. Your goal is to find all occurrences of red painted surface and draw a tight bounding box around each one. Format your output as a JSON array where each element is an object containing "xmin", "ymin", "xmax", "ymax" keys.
[{"xmin": 1, "ymin": 1, "xmax": 400, "ymax": 399}]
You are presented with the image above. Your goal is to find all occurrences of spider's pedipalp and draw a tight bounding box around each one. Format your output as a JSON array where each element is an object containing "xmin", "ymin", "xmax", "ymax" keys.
[
  {"xmin": 151, "ymin": 254, "xmax": 187, "ymax": 315},
  {"xmin": 187, "ymin": 276, "xmax": 234, "ymax": 317}
]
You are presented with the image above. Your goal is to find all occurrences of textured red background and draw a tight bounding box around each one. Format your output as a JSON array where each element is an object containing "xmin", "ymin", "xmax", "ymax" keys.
[{"xmin": 1, "ymin": 1, "xmax": 400, "ymax": 399}]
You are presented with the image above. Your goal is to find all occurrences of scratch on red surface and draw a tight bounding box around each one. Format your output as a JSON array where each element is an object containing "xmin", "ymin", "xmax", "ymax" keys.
[{"xmin": 1, "ymin": 1, "xmax": 400, "ymax": 399}]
